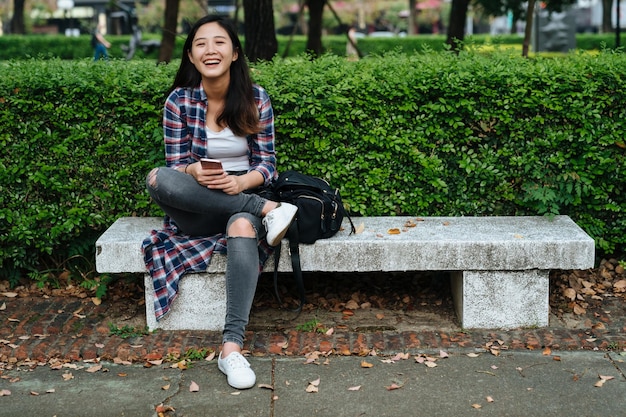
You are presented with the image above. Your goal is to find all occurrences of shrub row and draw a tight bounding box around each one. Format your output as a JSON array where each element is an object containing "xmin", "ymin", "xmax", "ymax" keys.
[
  {"xmin": 0, "ymin": 33, "xmax": 619, "ymax": 61},
  {"xmin": 0, "ymin": 50, "xmax": 624, "ymax": 283}
]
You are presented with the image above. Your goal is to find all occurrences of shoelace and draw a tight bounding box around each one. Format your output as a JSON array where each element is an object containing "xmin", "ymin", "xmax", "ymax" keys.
[{"xmin": 224, "ymin": 353, "xmax": 250, "ymax": 370}]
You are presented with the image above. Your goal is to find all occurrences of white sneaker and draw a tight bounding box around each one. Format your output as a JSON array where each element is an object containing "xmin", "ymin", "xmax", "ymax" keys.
[
  {"xmin": 218, "ymin": 351, "xmax": 256, "ymax": 389},
  {"xmin": 263, "ymin": 203, "xmax": 298, "ymax": 246}
]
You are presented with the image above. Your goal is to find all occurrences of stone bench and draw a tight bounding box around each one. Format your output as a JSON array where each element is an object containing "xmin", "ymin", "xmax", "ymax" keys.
[{"xmin": 95, "ymin": 215, "xmax": 595, "ymax": 331}]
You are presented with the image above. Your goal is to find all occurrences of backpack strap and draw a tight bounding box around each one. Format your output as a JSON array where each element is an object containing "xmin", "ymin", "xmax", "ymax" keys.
[
  {"xmin": 344, "ymin": 210, "xmax": 356, "ymax": 235},
  {"xmin": 273, "ymin": 221, "xmax": 305, "ymax": 314},
  {"xmin": 273, "ymin": 214, "xmax": 354, "ymax": 314}
]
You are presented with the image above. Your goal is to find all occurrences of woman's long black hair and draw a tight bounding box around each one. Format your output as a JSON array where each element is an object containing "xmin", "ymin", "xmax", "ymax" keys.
[{"xmin": 169, "ymin": 15, "xmax": 259, "ymax": 136}]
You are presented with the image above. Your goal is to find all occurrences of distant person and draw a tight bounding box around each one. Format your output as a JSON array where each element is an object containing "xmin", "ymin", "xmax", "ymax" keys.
[
  {"xmin": 346, "ymin": 25, "xmax": 359, "ymax": 60},
  {"xmin": 92, "ymin": 24, "xmax": 111, "ymax": 61},
  {"xmin": 125, "ymin": 24, "xmax": 142, "ymax": 60}
]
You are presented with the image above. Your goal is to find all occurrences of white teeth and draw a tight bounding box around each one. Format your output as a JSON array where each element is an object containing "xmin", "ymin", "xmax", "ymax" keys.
[{"xmin": 204, "ymin": 60, "xmax": 219, "ymax": 65}]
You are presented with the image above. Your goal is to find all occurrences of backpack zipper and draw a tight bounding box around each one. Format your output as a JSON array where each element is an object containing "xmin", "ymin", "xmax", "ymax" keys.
[{"xmin": 299, "ymin": 195, "xmax": 326, "ymax": 233}]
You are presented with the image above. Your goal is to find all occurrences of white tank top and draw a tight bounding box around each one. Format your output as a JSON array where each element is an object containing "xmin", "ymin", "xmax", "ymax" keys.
[{"xmin": 205, "ymin": 127, "xmax": 250, "ymax": 172}]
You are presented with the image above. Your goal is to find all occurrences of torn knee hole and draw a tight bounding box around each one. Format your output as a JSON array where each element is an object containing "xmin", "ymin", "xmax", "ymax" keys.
[{"xmin": 147, "ymin": 168, "xmax": 159, "ymax": 187}]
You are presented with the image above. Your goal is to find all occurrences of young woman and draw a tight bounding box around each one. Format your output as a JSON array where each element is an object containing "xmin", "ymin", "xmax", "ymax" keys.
[{"xmin": 143, "ymin": 15, "xmax": 297, "ymax": 389}]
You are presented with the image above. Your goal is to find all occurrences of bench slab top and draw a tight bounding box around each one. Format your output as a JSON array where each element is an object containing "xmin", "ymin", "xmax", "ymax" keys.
[{"xmin": 96, "ymin": 215, "xmax": 595, "ymax": 273}]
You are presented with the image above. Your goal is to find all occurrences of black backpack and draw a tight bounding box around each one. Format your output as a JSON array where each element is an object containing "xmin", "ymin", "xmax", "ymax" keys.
[
  {"xmin": 91, "ymin": 33, "xmax": 98, "ymax": 48},
  {"xmin": 271, "ymin": 170, "xmax": 355, "ymax": 312}
]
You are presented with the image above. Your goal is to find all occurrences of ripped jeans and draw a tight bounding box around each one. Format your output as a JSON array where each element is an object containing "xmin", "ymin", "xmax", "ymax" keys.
[{"xmin": 146, "ymin": 167, "xmax": 268, "ymax": 348}]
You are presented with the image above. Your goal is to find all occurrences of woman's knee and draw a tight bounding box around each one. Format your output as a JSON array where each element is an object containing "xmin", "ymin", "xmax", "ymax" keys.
[
  {"xmin": 227, "ymin": 215, "xmax": 257, "ymax": 238},
  {"xmin": 147, "ymin": 168, "xmax": 159, "ymax": 189}
]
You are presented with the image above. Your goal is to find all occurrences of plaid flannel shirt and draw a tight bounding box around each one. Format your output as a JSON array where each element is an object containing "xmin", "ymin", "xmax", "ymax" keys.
[{"xmin": 142, "ymin": 84, "xmax": 276, "ymax": 321}]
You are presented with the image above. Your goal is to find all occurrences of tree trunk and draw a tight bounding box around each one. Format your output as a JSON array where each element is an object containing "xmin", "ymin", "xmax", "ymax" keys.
[
  {"xmin": 243, "ymin": 0, "xmax": 278, "ymax": 62},
  {"xmin": 602, "ymin": 0, "xmax": 612, "ymax": 33},
  {"xmin": 158, "ymin": 0, "xmax": 180, "ymax": 64},
  {"xmin": 446, "ymin": 0, "xmax": 469, "ymax": 53},
  {"xmin": 408, "ymin": 0, "xmax": 417, "ymax": 35},
  {"xmin": 11, "ymin": 0, "xmax": 26, "ymax": 34},
  {"xmin": 306, "ymin": 0, "xmax": 325, "ymax": 57},
  {"xmin": 522, "ymin": 0, "xmax": 535, "ymax": 57}
]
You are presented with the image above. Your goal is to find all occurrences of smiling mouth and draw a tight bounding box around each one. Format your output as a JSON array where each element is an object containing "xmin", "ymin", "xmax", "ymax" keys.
[{"xmin": 204, "ymin": 59, "xmax": 220, "ymax": 66}]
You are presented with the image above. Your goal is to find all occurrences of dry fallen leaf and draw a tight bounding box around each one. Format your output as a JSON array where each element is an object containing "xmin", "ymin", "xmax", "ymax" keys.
[
  {"xmin": 189, "ymin": 381, "xmax": 199, "ymax": 392},
  {"xmin": 486, "ymin": 396, "xmax": 495, "ymax": 403},
  {"xmin": 62, "ymin": 372, "xmax": 73, "ymax": 381},
  {"xmin": 391, "ymin": 352, "xmax": 410, "ymax": 361},
  {"xmin": 205, "ymin": 351, "xmax": 216, "ymax": 361},
  {"xmin": 258, "ymin": 383, "xmax": 274, "ymax": 390},
  {"xmin": 594, "ymin": 375, "xmax": 615, "ymax": 387},
  {"xmin": 613, "ymin": 279, "xmax": 626, "ymax": 291},
  {"xmin": 355, "ymin": 223, "xmax": 365, "ymax": 234},
  {"xmin": 542, "ymin": 347, "xmax": 552, "ymax": 356},
  {"xmin": 0, "ymin": 389, "xmax": 11, "ymax": 396},
  {"xmin": 404, "ymin": 220, "xmax": 417, "ymax": 228},
  {"xmin": 0, "ymin": 292, "xmax": 17, "ymax": 298},
  {"xmin": 348, "ymin": 385, "xmax": 361, "ymax": 391},
  {"xmin": 155, "ymin": 404, "xmax": 175, "ymax": 414},
  {"xmin": 85, "ymin": 364, "xmax": 102, "ymax": 373},
  {"xmin": 306, "ymin": 377, "xmax": 321, "ymax": 392},
  {"xmin": 385, "ymin": 382, "xmax": 402, "ymax": 391},
  {"xmin": 162, "ymin": 384, "xmax": 170, "ymax": 390},
  {"xmin": 361, "ymin": 360, "xmax": 374, "ymax": 368},
  {"xmin": 387, "ymin": 228, "xmax": 401, "ymax": 235},
  {"xmin": 573, "ymin": 304, "xmax": 587, "ymax": 315},
  {"xmin": 563, "ymin": 288, "xmax": 577, "ymax": 301}
]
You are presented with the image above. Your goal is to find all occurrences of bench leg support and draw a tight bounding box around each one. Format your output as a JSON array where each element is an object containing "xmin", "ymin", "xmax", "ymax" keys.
[
  {"xmin": 451, "ymin": 270, "xmax": 549, "ymax": 329},
  {"xmin": 144, "ymin": 273, "xmax": 226, "ymax": 331}
]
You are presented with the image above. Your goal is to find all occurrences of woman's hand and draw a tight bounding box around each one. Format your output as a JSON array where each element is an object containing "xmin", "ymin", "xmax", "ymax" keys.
[
  {"xmin": 208, "ymin": 173, "xmax": 244, "ymax": 195},
  {"xmin": 187, "ymin": 162, "xmax": 243, "ymax": 195}
]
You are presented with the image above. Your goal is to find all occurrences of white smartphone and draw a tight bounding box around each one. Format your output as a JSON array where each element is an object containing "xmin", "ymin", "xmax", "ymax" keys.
[{"xmin": 200, "ymin": 158, "xmax": 223, "ymax": 170}]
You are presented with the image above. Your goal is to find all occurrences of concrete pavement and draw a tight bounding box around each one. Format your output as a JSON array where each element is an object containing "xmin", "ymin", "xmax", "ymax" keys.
[{"xmin": 0, "ymin": 350, "xmax": 624, "ymax": 416}]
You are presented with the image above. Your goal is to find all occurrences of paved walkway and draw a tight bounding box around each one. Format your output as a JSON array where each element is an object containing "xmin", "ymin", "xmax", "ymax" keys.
[
  {"xmin": 1, "ymin": 293, "xmax": 625, "ymax": 416},
  {"xmin": 1, "ymin": 293, "xmax": 625, "ymax": 363}
]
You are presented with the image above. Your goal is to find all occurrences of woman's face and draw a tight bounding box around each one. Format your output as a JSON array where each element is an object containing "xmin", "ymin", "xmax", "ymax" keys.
[{"xmin": 188, "ymin": 22, "xmax": 238, "ymax": 82}]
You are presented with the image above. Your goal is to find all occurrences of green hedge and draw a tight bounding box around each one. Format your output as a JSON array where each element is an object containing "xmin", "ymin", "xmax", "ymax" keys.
[
  {"xmin": 0, "ymin": 33, "xmax": 620, "ymax": 61},
  {"xmin": 1, "ymin": 51, "xmax": 625, "ymax": 283}
]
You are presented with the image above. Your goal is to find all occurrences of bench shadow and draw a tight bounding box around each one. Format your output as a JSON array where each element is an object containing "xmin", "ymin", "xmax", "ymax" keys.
[{"xmin": 250, "ymin": 271, "xmax": 459, "ymax": 333}]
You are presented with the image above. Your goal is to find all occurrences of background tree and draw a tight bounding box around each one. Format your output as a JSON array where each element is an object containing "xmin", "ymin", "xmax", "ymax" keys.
[
  {"xmin": 10, "ymin": 0, "xmax": 26, "ymax": 33},
  {"xmin": 601, "ymin": 0, "xmax": 612, "ymax": 32},
  {"xmin": 446, "ymin": 0, "xmax": 470, "ymax": 52},
  {"xmin": 243, "ymin": 0, "xmax": 278, "ymax": 62},
  {"xmin": 306, "ymin": 0, "xmax": 325, "ymax": 56},
  {"xmin": 157, "ymin": 0, "xmax": 179, "ymax": 63}
]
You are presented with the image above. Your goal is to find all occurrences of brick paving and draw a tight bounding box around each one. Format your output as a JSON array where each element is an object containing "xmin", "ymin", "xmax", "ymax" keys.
[{"xmin": 1, "ymin": 294, "xmax": 624, "ymax": 365}]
